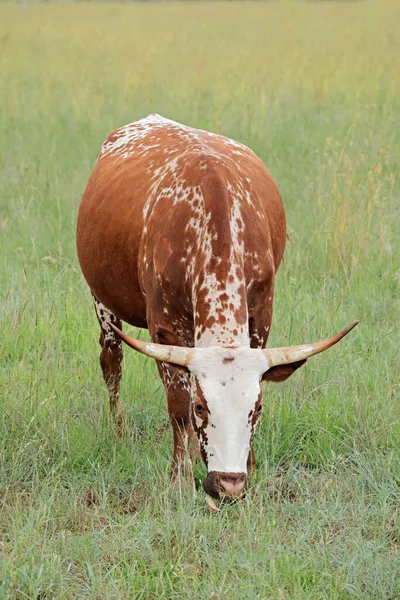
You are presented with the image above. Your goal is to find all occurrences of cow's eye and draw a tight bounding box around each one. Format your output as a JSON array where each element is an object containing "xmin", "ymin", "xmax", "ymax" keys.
[{"xmin": 195, "ymin": 403, "xmax": 205, "ymax": 418}]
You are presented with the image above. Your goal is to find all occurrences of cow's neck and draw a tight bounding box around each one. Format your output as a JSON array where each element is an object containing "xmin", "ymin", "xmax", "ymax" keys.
[{"xmin": 191, "ymin": 178, "xmax": 250, "ymax": 348}]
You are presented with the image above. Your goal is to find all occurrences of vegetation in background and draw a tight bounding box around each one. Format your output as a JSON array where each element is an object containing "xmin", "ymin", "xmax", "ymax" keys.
[{"xmin": 0, "ymin": 1, "xmax": 399, "ymax": 597}]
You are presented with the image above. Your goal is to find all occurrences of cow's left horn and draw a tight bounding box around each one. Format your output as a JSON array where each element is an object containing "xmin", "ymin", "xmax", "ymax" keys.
[
  {"xmin": 109, "ymin": 323, "xmax": 194, "ymax": 367},
  {"xmin": 263, "ymin": 321, "xmax": 359, "ymax": 367}
]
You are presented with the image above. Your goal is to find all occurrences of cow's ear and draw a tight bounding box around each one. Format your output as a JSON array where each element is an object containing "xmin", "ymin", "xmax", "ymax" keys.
[
  {"xmin": 155, "ymin": 326, "xmax": 191, "ymax": 373},
  {"xmin": 262, "ymin": 359, "xmax": 307, "ymax": 383},
  {"xmin": 155, "ymin": 326, "xmax": 186, "ymax": 347}
]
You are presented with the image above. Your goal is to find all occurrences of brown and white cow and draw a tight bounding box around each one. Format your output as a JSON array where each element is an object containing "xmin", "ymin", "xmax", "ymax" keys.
[{"xmin": 77, "ymin": 114, "xmax": 357, "ymax": 508}]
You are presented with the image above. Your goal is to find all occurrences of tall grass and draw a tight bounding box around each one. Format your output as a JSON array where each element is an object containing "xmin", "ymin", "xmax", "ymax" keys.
[{"xmin": 1, "ymin": 1, "xmax": 399, "ymax": 598}]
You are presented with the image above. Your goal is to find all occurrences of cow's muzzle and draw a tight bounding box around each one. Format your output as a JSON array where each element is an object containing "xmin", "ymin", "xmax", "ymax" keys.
[{"xmin": 203, "ymin": 471, "xmax": 246, "ymax": 499}]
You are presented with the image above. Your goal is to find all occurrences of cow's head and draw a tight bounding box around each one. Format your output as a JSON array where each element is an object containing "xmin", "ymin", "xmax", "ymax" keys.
[{"xmin": 110, "ymin": 322, "xmax": 358, "ymax": 502}]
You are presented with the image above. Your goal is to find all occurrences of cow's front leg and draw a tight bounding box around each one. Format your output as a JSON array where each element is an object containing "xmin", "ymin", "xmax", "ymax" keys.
[
  {"xmin": 158, "ymin": 363, "xmax": 197, "ymax": 493},
  {"xmin": 171, "ymin": 417, "xmax": 196, "ymax": 494},
  {"xmin": 247, "ymin": 445, "xmax": 256, "ymax": 474},
  {"xmin": 247, "ymin": 286, "xmax": 274, "ymax": 479}
]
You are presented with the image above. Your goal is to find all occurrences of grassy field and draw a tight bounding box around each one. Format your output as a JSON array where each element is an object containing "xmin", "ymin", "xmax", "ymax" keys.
[{"xmin": 1, "ymin": 1, "xmax": 399, "ymax": 597}]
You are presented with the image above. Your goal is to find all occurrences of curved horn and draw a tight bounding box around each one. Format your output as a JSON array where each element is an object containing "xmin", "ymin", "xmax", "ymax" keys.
[
  {"xmin": 109, "ymin": 323, "xmax": 194, "ymax": 367},
  {"xmin": 263, "ymin": 321, "xmax": 359, "ymax": 368}
]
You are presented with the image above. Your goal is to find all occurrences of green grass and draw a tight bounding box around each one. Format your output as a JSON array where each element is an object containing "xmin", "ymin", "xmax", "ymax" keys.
[{"xmin": 1, "ymin": 1, "xmax": 400, "ymax": 597}]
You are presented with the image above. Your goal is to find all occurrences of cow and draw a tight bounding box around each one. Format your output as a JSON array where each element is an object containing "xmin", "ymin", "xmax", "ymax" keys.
[{"xmin": 76, "ymin": 114, "xmax": 357, "ymax": 510}]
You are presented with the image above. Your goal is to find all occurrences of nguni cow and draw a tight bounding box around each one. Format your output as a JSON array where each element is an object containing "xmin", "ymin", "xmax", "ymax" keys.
[{"xmin": 77, "ymin": 114, "xmax": 357, "ymax": 510}]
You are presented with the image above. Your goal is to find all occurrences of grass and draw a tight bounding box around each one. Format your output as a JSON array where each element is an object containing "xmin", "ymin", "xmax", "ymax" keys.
[{"xmin": 0, "ymin": 0, "xmax": 399, "ymax": 597}]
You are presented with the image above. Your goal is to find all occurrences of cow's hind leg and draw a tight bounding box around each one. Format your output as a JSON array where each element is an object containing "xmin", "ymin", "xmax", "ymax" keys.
[{"xmin": 93, "ymin": 296, "xmax": 127, "ymax": 437}]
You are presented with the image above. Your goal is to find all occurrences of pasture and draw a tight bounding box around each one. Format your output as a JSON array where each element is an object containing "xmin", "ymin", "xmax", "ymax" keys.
[{"xmin": 0, "ymin": 0, "xmax": 399, "ymax": 597}]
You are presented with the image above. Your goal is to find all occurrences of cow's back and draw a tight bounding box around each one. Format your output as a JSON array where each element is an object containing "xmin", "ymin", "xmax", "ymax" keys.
[{"xmin": 76, "ymin": 114, "xmax": 286, "ymax": 330}]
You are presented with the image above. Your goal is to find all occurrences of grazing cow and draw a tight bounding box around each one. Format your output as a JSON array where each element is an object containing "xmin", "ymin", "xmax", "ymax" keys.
[{"xmin": 76, "ymin": 114, "xmax": 357, "ymax": 508}]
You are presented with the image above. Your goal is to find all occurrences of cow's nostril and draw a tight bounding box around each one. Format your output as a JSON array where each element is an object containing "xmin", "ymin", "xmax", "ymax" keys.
[{"xmin": 219, "ymin": 475, "xmax": 246, "ymax": 497}]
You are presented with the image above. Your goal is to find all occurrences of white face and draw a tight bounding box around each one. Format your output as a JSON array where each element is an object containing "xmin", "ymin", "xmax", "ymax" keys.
[{"xmin": 188, "ymin": 347, "xmax": 269, "ymax": 473}]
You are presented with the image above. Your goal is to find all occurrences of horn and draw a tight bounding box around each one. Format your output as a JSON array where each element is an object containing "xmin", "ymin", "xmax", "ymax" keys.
[
  {"xmin": 109, "ymin": 323, "xmax": 194, "ymax": 367},
  {"xmin": 263, "ymin": 321, "xmax": 359, "ymax": 368}
]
